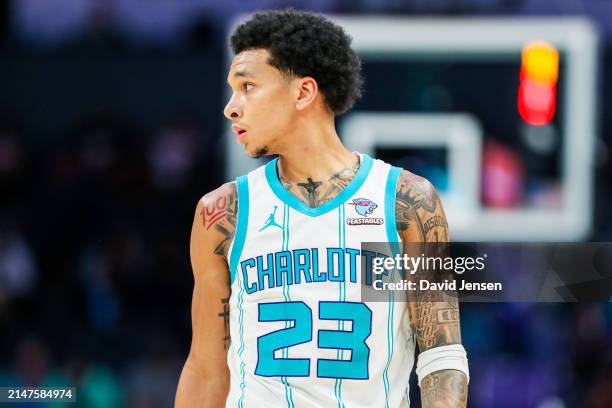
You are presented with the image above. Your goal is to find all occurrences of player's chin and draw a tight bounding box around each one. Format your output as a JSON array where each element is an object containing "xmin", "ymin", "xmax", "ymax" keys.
[
  {"xmin": 245, "ymin": 144, "xmax": 270, "ymax": 159},
  {"xmin": 243, "ymin": 144, "xmax": 257, "ymax": 158}
]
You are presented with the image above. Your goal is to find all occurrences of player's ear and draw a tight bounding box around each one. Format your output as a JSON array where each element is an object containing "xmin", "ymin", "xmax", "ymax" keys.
[{"xmin": 294, "ymin": 76, "xmax": 318, "ymax": 111}]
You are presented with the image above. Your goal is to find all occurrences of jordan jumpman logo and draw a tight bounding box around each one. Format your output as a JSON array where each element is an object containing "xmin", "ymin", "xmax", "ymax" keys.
[{"xmin": 259, "ymin": 205, "xmax": 283, "ymax": 232}]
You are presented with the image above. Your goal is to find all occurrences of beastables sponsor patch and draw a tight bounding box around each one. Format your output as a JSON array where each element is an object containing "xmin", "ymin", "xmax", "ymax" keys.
[{"xmin": 347, "ymin": 217, "xmax": 384, "ymax": 225}]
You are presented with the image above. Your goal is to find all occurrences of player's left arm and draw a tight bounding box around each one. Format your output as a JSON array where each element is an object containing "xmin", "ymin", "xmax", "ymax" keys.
[{"xmin": 396, "ymin": 170, "xmax": 469, "ymax": 408}]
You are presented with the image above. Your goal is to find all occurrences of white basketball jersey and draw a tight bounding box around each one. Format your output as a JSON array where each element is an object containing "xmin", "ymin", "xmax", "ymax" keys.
[{"xmin": 226, "ymin": 153, "xmax": 415, "ymax": 408}]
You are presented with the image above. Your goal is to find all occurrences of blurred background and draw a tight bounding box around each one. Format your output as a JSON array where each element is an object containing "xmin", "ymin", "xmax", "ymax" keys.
[{"xmin": 0, "ymin": 0, "xmax": 611, "ymax": 407}]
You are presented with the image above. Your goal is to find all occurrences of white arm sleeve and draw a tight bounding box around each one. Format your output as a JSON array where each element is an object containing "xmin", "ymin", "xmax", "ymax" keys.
[{"xmin": 416, "ymin": 344, "xmax": 470, "ymax": 386}]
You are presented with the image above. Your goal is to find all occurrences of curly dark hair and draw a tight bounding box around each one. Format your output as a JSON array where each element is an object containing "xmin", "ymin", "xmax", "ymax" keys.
[{"xmin": 230, "ymin": 9, "xmax": 363, "ymax": 115}]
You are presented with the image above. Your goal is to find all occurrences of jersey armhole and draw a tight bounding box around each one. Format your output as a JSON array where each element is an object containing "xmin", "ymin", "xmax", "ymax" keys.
[
  {"xmin": 385, "ymin": 165, "xmax": 402, "ymax": 244},
  {"xmin": 228, "ymin": 175, "xmax": 250, "ymax": 285}
]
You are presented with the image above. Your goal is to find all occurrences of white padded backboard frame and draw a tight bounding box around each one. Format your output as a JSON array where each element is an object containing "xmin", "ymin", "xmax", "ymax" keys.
[
  {"xmin": 340, "ymin": 112, "xmax": 482, "ymax": 234},
  {"xmin": 225, "ymin": 17, "xmax": 598, "ymax": 241}
]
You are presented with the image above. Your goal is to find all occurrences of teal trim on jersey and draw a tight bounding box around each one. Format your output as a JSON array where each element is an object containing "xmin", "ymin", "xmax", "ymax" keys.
[
  {"xmin": 233, "ymin": 176, "xmax": 249, "ymax": 408},
  {"xmin": 230, "ymin": 175, "xmax": 250, "ymax": 285},
  {"xmin": 334, "ymin": 206, "xmax": 345, "ymax": 408},
  {"xmin": 280, "ymin": 204, "xmax": 296, "ymax": 408},
  {"xmin": 340, "ymin": 205, "xmax": 346, "ymax": 404},
  {"xmin": 237, "ymin": 287, "xmax": 246, "ymax": 356},
  {"xmin": 237, "ymin": 281, "xmax": 246, "ymax": 407},
  {"xmin": 264, "ymin": 153, "xmax": 374, "ymax": 217},
  {"xmin": 237, "ymin": 265, "xmax": 247, "ymax": 406},
  {"xmin": 342, "ymin": 204, "xmax": 346, "ymax": 301},
  {"xmin": 385, "ymin": 166, "xmax": 402, "ymax": 246},
  {"xmin": 238, "ymin": 361, "xmax": 246, "ymax": 408},
  {"xmin": 382, "ymin": 165, "xmax": 401, "ymax": 408},
  {"xmin": 383, "ymin": 290, "xmax": 396, "ymax": 407}
]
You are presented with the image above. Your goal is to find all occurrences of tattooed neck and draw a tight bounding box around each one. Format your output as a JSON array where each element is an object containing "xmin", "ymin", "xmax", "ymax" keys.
[
  {"xmin": 297, "ymin": 178, "xmax": 322, "ymax": 207},
  {"xmin": 279, "ymin": 155, "xmax": 360, "ymax": 208}
]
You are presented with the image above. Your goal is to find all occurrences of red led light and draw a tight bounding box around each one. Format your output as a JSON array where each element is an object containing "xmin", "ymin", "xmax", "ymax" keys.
[
  {"xmin": 518, "ymin": 76, "xmax": 556, "ymax": 126},
  {"xmin": 518, "ymin": 42, "xmax": 559, "ymax": 126}
]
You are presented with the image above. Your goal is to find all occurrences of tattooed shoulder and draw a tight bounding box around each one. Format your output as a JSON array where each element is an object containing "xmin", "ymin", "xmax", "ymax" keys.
[
  {"xmin": 397, "ymin": 170, "xmax": 437, "ymax": 212},
  {"xmin": 199, "ymin": 182, "xmax": 238, "ymax": 258},
  {"xmin": 395, "ymin": 170, "xmax": 449, "ymax": 242}
]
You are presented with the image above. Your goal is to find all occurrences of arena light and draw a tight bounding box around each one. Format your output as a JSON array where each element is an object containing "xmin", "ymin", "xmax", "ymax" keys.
[{"xmin": 518, "ymin": 41, "xmax": 559, "ymax": 126}]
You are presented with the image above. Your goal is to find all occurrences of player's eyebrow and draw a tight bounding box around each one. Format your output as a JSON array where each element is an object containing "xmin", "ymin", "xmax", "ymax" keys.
[
  {"xmin": 227, "ymin": 68, "xmax": 256, "ymax": 86},
  {"xmin": 232, "ymin": 69, "xmax": 255, "ymax": 79}
]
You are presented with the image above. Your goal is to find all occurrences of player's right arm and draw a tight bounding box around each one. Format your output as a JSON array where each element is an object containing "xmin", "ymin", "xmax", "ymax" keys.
[
  {"xmin": 396, "ymin": 170, "xmax": 468, "ymax": 407},
  {"xmin": 175, "ymin": 182, "xmax": 237, "ymax": 408}
]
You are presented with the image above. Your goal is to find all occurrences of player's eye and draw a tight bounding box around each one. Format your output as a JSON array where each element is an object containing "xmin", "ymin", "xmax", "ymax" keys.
[{"xmin": 244, "ymin": 83, "xmax": 254, "ymax": 91}]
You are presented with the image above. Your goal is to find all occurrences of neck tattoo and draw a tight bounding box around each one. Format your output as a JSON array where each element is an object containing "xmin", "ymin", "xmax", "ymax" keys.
[{"xmin": 297, "ymin": 177, "xmax": 322, "ymax": 207}]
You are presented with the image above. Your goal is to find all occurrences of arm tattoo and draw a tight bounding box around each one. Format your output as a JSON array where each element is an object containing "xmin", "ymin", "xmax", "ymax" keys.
[
  {"xmin": 209, "ymin": 183, "xmax": 238, "ymax": 258},
  {"xmin": 279, "ymin": 157, "xmax": 360, "ymax": 208},
  {"xmin": 218, "ymin": 298, "xmax": 230, "ymax": 349},
  {"xmin": 414, "ymin": 284, "xmax": 461, "ymax": 350},
  {"xmin": 396, "ymin": 197, "xmax": 426, "ymax": 240},
  {"xmin": 421, "ymin": 370, "xmax": 468, "ymax": 408},
  {"xmin": 396, "ymin": 171, "xmax": 448, "ymax": 241},
  {"xmin": 397, "ymin": 171, "xmax": 460, "ymax": 349},
  {"xmin": 414, "ymin": 264, "xmax": 466, "ymax": 407},
  {"xmin": 396, "ymin": 170, "xmax": 467, "ymax": 406},
  {"xmin": 397, "ymin": 172, "xmax": 437, "ymax": 212},
  {"xmin": 201, "ymin": 196, "xmax": 229, "ymax": 230}
]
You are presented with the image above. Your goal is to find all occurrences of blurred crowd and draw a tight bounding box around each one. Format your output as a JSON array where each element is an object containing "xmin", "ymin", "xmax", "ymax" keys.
[
  {"xmin": 461, "ymin": 303, "xmax": 612, "ymax": 408},
  {"xmin": 0, "ymin": 113, "xmax": 216, "ymax": 407},
  {"xmin": 7, "ymin": 0, "xmax": 612, "ymax": 49},
  {"xmin": 0, "ymin": 0, "xmax": 611, "ymax": 407}
]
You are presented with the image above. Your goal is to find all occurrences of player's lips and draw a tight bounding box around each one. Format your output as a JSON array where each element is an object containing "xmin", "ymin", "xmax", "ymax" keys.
[{"xmin": 231, "ymin": 124, "xmax": 248, "ymax": 143}]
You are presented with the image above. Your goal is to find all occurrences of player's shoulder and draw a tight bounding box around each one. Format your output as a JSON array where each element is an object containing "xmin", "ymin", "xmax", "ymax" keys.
[
  {"xmin": 193, "ymin": 181, "xmax": 238, "ymax": 234},
  {"xmin": 396, "ymin": 169, "xmax": 435, "ymax": 194},
  {"xmin": 395, "ymin": 168, "xmax": 440, "ymax": 212},
  {"xmin": 394, "ymin": 168, "xmax": 447, "ymax": 241},
  {"xmin": 192, "ymin": 182, "xmax": 238, "ymax": 258},
  {"xmin": 373, "ymin": 156, "xmax": 434, "ymax": 193},
  {"xmin": 197, "ymin": 181, "xmax": 237, "ymax": 210}
]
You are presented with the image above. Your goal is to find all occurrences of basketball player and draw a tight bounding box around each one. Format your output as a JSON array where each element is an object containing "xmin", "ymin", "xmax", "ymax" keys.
[{"xmin": 176, "ymin": 9, "xmax": 469, "ymax": 408}]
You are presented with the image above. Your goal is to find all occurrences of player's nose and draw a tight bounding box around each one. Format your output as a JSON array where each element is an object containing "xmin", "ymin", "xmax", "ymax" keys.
[{"xmin": 223, "ymin": 93, "xmax": 243, "ymax": 120}]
